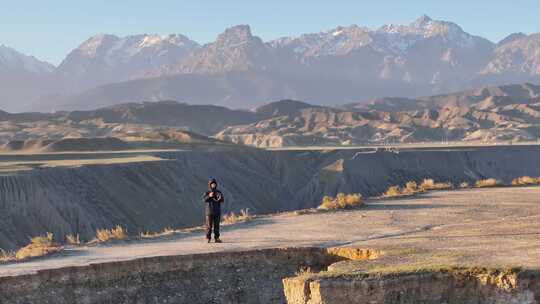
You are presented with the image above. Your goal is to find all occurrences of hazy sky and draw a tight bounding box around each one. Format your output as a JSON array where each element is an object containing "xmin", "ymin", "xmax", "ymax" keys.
[{"xmin": 1, "ymin": 0, "xmax": 538, "ymax": 65}]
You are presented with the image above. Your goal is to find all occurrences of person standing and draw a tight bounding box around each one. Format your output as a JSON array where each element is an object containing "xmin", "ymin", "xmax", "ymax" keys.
[{"xmin": 203, "ymin": 178, "xmax": 224, "ymax": 243}]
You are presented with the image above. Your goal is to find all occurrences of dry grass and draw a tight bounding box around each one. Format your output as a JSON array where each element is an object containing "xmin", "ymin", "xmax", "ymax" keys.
[
  {"xmin": 459, "ymin": 182, "xmax": 470, "ymax": 188},
  {"xmin": 475, "ymin": 178, "xmax": 501, "ymax": 188},
  {"xmin": 405, "ymin": 181, "xmax": 419, "ymax": 193},
  {"xmin": 318, "ymin": 193, "xmax": 363, "ymax": 210},
  {"xmin": 0, "ymin": 249, "xmax": 15, "ymax": 262},
  {"xmin": 14, "ymin": 232, "xmax": 62, "ymax": 261},
  {"xmin": 295, "ymin": 266, "xmax": 315, "ymax": 278},
  {"xmin": 419, "ymin": 179, "xmax": 453, "ymax": 191},
  {"xmin": 511, "ymin": 176, "xmax": 540, "ymax": 186},
  {"xmin": 140, "ymin": 227, "xmax": 176, "ymax": 238},
  {"xmin": 66, "ymin": 234, "xmax": 80, "ymax": 245},
  {"xmin": 222, "ymin": 209, "xmax": 254, "ymax": 225},
  {"xmin": 96, "ymin": 225, "xmax": 127, "ymax": 242},
  {"xmin": 384, "ymin": 186, "xmax": 404, "ymax": 197},
  {"xmin": 383, "ymin": 179, "xmax": 453, "ymax": 198},
  {"xmin": 383, "ymin": 181, "xmax": 422, "ymax": 197}
]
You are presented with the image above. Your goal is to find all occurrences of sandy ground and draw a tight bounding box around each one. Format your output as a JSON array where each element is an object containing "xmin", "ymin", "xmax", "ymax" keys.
[
  {"xmin": 0, "ymin": 150, "xmax": 181, "ymax": 173},
  {"xmin": 2, "ymin": 186, "xmax": 540, "ymax": 277},
  {"xmin": 0, "ymin": 155, "xmax": 168, "ymax": 173}
]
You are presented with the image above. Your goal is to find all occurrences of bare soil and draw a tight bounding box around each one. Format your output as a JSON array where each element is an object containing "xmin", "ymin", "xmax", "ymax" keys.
[{"xmin": 2, "ymin": 186, "xmax": 540, "ymax": 277}]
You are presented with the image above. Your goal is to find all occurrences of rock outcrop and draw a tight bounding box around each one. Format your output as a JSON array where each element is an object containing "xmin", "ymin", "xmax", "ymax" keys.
[{"xmin": 283, "ymin": 268, "xmax": 537, "ymax": 304}]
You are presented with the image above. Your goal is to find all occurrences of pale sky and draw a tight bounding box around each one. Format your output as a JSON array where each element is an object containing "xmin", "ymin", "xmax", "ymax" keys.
[{"xmin": 1, "ymin": 0, "xmax": 538, "ymax": 65}]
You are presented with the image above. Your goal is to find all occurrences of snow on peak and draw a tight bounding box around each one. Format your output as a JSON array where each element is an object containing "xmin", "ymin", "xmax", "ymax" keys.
[
  {"xmin": 78, "ymin": 34, "xmax": 119, "ymax": 57},
  {"xmin": 374, "ymin": 15, "xmax": 480, "ymax": 51},
  {"xmin": 69, "ymin": 33, "xmax": 200, "ymax": 67},
  {"xmin": 332, "ymin": 27, "xmax": 345, "ymax": 36},
  {"xmin": 137, "ymin": 34, "xmax": 195, "ymax": 49},
  {"xmin": 269, "ymin": 15, "xmax": 483, "ymax": 58}
]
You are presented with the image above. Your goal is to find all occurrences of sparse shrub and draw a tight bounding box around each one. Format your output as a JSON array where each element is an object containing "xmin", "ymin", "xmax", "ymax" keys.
[
  {"xmin": 345, "ymin": 193, "xmax": 361, "ymax": 206},
  {"xmin": 15, "ymin": 232, "xmax": 61, "ymax": 260},
  {"xmin": 383, "ymin": 179, "xmax": 454, "ymax": 198},
  {"xmin": 320, "ymin": 196, "xmax": 334, "ymax": 208},
  {"xmin": 222, "ymin": 209, "xmax": 253, "ymax": 225},
  {"xmin": 30, "ymin": 232, "xmax": 54, "ymax": 247},
  {"xmin": 419, "ymin": 179, "xmax": 452, "ymax": 191},
  {"xmin": 140, "ymin": 227, "xmax": 175, "ymax": 238},
  {"xmin": 0, "ymin": 249, "xmax": 15, "ymax": 262},
  {"xmin": 295, "ymin": 266, "xmax": 314, "ymax": 277},
  {"xmin": 404, "ymin": 181, "xmax": 419, "ymax": 194},
  {"xmin": 318, "ymin": 193, "xmax": 363, "ymax": 210},
  {"xmin": 475, "ymin": 178, "xmax": 501, "ymax": 188},
  {"xmin": 459, "ymin": 182, "xmax": 470, "ymax": 188},
  {"xmin": 384, "ymin": 186, "xmax": 403, "ymax": 197},
  {"xmin": 96, "ymin": 225, "xmax": 127, "ymax": 242},
  {"xmin": 66, "ymin": 234, "xmax": 80, "ymax": 245},
  {"xmin": 511, "ymin": 176, "xmax": 540, "ymax": 186}
]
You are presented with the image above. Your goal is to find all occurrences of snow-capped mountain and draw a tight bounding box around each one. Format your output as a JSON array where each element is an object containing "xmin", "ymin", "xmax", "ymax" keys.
[
  {"xmin": 266, "ymin": 15, "xmax": 494, "ymax": 92},
  {"xmin": 269, "ymin": 15, "xmax": 488, "ymax": 57},
  {"xmin": 3, "ymin": 15, "xmax": 540, "ymax": 112},
  {"xmin": 145, "ymin": 25, "xmax": 286, "ymax": 77},
  {"xmin": 55, "ymin": 33, "xmax": 200, "ymax": 92}
]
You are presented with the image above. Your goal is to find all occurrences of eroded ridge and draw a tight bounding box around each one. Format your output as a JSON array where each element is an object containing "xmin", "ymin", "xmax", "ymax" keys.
[
  {"xmin": 0, "ymin": 247, "xmax": 357, "ymax": 304},
  {"xmin": 283, "ymin": 265, "xmax": 540, "ymax": 304}
]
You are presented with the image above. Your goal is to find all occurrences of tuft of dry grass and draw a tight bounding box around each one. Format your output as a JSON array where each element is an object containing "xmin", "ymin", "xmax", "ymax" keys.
[
  {"xmin": 419, "ymin": 179, "xmax": 453, "ymax": 191},
  {"xmin": 383, "ymin": 179, "xmax": 453, "ymax": 198},
  {"xmin": 404, "ymin": 181, "xmax": 419, "ymax": 193},
  {"xmin": 384, "ymin": 186, "xmax": 404, "ymax": 197},
  {"xmin": 384, "ymin": 181, "xmax": 422, "ymax": 197},
  {"xmin": 222, "ymin": 209, "xmax": 254, "ymax": 225},
  {"xmin": 318, "ymin": 193, "xmax": 363, "ymax": 210},
  {"xmin": 14, "ymin": 232, "xmax": 62, "ymax": 261},
  {"xmin": 0, "ymin": 249, "xmax": 15, "ymax": 262},
  {"xmin": 96, "ymin": 225, "xmax": 127, "ymax": 242},
  {"xmin": 295, "ymin": 266, "xmax": 315, "ymax": 278},
  {"xmin": 475, "ymin": 178, "xmax": 501, "ymax": 188},
  {"xmin": 459, "ymin": 182, "xmax": 470, "ymax": 188},
  {"xmin": 140, "ymin": 227, "xmax": 176, "ymax": 238},
  {"xmin": 66, "ymin": 234, "xmax": 80, "ymax": 245},
  {"xmin": 511, "ymin": 176, "xmax": 540, "ymax": 186}
]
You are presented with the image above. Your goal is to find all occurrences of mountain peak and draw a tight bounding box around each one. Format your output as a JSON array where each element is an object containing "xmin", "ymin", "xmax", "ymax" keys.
[
  {"xmin": 498, "ymin": 32, "xmax": 528, "ymax": 46},
  {"xmin": 77, "ymin": 34, "xmax": 120, "ymax": 57},
  {"xmin": 0, "ymin": 45, "xmax": 54, "ymax": 74},
  {"xmin": 412, "ymin": 14, "xmax": 433, "ymax": 27},
  {"xmin": 255, "ymin": 100, "xmax": 317, "ymax": 117},
  {"xmin": 217, "ymin": 25, "xmax": 255, "ymax": 45}
]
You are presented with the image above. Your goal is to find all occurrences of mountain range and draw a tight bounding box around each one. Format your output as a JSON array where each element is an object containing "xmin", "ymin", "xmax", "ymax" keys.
[
  {"xmin": 2, "ymin": 83, "xmax": 540, "ymax": 147},
  {"xmin": 2, "ymin": 15, "xmax": 540, "ymax": 112}
]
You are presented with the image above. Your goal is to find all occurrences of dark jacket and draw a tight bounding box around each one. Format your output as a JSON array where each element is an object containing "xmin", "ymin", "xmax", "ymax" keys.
[{"xmin": 203, "ymin": 190, "xmax": 224, "ymax": 215}]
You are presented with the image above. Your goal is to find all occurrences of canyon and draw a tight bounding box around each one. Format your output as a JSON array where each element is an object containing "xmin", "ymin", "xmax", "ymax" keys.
[{"xmin": 3, "ymin": 186, "xmax": 540, "ymax": 303}]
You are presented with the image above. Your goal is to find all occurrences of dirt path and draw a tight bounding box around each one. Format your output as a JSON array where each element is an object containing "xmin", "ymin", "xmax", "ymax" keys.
[{"xmin": 3, "ymin": 186, "xmax": 540, "ymax": 277}]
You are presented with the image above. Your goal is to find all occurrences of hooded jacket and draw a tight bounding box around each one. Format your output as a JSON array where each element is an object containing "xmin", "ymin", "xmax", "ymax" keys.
[{"xmin": 203, "ymin": 179, "xmax": 224, "ymax": 215}]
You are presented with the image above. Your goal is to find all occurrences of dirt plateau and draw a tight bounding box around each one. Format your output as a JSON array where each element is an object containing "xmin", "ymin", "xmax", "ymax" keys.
[{"xmin": 2, "ymin": 247, "xmax": 540, "ymax": 304}]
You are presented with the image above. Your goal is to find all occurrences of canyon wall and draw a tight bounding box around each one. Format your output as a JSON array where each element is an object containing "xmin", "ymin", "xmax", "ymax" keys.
[
  {"xmin": 0, "ymin": 247, "xmax": 342, "ymax": 304},
  {"xmin": 2, "ymin": 145, "xmax": 540, "ymax": 249},
  {"xmin": 2, "ymin": 246, "xmax": 540, "ymax": 304},
  {"xmin": 284, "ymin": 269, "xmax": 540, "ymax": 304}
]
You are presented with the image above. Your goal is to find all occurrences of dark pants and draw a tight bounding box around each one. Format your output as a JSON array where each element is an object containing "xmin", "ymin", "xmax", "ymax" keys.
[{"xmin": 206, "ymin": 213, "xmax": 221, "ymax": 240}]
